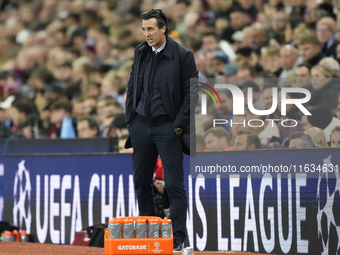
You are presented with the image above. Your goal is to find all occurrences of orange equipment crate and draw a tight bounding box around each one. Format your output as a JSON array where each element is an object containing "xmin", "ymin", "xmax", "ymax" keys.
[{"xmin": 104, "ymin": 216, "xmax": 173, "ymax": 255}]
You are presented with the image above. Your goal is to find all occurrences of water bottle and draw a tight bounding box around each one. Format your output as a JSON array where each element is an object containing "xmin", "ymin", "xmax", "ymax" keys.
[
  {"xmin": 123, "ymin": 219, "xmax": 134, "ymax": 239},
  {"xmin": 160, "ymin": 217, "xmax": 172, "ymax": 238},
  {"xmin": 148, "ymin": 219, "xmax": 160, "ymax": 238},
  {"xmin": 135, "ymin": 218, "xmax": 147, "ymax": 239},
  {"xmin": 2, "ymin": 231, "xmax": 15, "ymax": 242},
  {"xmin": 109, "ymin": 219, "xmax": 122, "ymax": 239},
  {"xmin": 20, "ymin": 230, "xmax": 29, "ymax": 242}
]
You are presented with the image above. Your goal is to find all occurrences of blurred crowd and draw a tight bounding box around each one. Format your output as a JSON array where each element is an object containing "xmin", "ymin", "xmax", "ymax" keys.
[{"xmin": 0, "ymin": 0, "xmax": 340, "ymax": 152}]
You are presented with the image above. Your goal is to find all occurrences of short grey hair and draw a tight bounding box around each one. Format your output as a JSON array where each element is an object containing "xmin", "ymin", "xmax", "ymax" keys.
[
  {"xmin": 320, "ymin": 57, "xmax": 340, "ymax": 76},
  {"xmin": 290, "ymin": 132, "xmax": 314, "ymax": 148}
]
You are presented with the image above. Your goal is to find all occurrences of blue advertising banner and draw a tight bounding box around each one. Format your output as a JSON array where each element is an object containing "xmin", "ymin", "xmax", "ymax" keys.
[{"xmin": 2, "ymin": 149, "xmax": 340, "ymax": 254}]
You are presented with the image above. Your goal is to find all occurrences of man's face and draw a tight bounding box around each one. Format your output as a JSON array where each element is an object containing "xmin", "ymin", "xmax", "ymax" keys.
[
  {"xmin": 280, "ymin": 47, "xmax": 297, "ymax": 70},
  {"xmin": 202, "ymin": 35, "xmax": 218, "ymax": 52},
  {"xmin": 311, "ymin": 68, "xmax": 329, "ymax": 90},
  {"xmin": 316, "ymin": 24, "xmax": 333, "ymax": 44},
  {"xmin": 83, "ymin": 98, "xmax": 96, "ymax": 115},
  {"xmin": 271, "ymin": 13, "xmax": 286, "ymax": 31},
  {"xmin": 142, "ymin": 18, "xmax": 166, "ymax": 49},
  {"xmin": 242, "ymin": 29, "xmax": 256, "ymax": 48},
  {"xmin": 205, "ymin": 133, "xmax": 227, "ymax": 151},
  {"xmin": 301, "ymin": 116, "xmax": 313, "ymax": 131},
  {"xmin": 230, "ymin": 12, "xmax": 250, "ymax": 30},
  {"xmin": 233, "ymin": 134, "xmax": 249, "ymax": 150},
  {"xmin": 8, "ymin": 107, "xmax": 25, "ymax": 126},
  {"xmin": 213, "ymin": 92, "xmax": 232, "ymax": 115},
  {"xmin": 296, "ymin": 66, "xmax": 310, "ymax": 78},
  {"xmin": 77, "ymin": 120, "xmax": 97, "ymax": 138},
  {"xmin": 289, "ymin": 138, "xmax": 304, "ymax": 148},
  {"xmin": 298, "ymin": 43, "xmax": 320, "ymax": 62},
  {"xmin": 262, "ymin": 55, "xmax": 281, "ymax": 73},
  {"xmin": 331, "ymin": 130, "xmax": 340, "ymax": 147},
  {"xmin": 211, "ymin": 59, "xmax": 225, "ymax": 73},
  {"xmin": 56, "ymin": 66, "xmax": 72, "ymax": 82},
  {"xmin": 50, "ymin": 108, "xmax": 68, "ymax": 125},
  {"xmin": 235, "ymin": 54, "xmax": 248, "ymax": 66},
  {"xmin": 296, "ymin": 66, "xmax": 311, "ymax": 87},
  {"xmin": 247, "ymin": 113, "xmax": 265, "ymax": 134}
]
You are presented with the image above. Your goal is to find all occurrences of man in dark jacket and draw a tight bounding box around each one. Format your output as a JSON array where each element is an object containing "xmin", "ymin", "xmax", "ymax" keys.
[
  {"xmin": 298, "ymin": 35, "xmax": 324, "ymax": 67},
  {"xmin": 124, "ymin": 9, "xmax": 198, "ymax": 251}
]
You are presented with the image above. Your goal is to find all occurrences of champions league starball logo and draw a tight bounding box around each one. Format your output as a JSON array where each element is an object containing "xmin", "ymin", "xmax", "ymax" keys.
[
  {"xmin": 316, "ymin": 155, "xmax": 340, "ymax": 254},
  {"xmin": 13, "ymin": 160, "xmax": 31, "ymax": 232}
]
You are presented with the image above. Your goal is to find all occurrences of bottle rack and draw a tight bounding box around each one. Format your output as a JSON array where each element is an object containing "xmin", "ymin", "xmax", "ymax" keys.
[{"xmin": 104, "ymin": 216, "xmax": 173, "ymax": 255}]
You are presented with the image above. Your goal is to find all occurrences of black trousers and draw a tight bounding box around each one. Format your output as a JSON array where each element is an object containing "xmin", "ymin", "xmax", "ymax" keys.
[{"xmin": 128, "ymin": 118, "xmax": 187, "ymax": 243}]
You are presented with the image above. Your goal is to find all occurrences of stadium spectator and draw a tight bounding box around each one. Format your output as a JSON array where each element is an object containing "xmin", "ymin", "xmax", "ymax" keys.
[
  {"xmin": 85, "ymin": 80, "xmax": 101, "ymax": 97},
  {"xmin": 246, "ymin": 112, "xmax": 281, "ymax": 144},
  {"xmin": 307, "ymin": 104, "xmax": 340, "ymax": 141},
  {"xmin": 204, "ymin": 127, "xmax": 233, "ymax": 151},
  {"xmin": 201, "ymin": 33, "xmax": 219, "ymax": 52},
  {"xmin": 268, "ymin": 11, "xmax": 287, "ymax": 44},
  {"xmin": 236, "ymin": 64, "xmax": 256, "ymax": 79},
  {"xmin": 279, "ymin": 45, "xmax": 302, "ymax": 80},
  {"xmin": 277, "ymin": 90, "xmax": 303, "ymax": 121},
  {"xmin": 101, "ymin": 113, "xmax": 116, "ymax": 137},
  {"xmin": 211, "ymin": 51, "xmax": 229, "ymax": 74},
  {"xmin": 298, "ymin": 35, "xmax": 324, "ymax": 67},
  {"xmin": 301, "ymin": 115, "xmax": 314, "ymax": 131},
  {"xmin": 309, "ymin": 65, "xmax": 340, "ymax": 108},
  {"xmin": 219, "ymin": 61, "xmax": 239, "ymax": 78},
  {"xmin": 235, "ymin": 47, "xmax": 255, "ymax": 67},
  {"xmin": 292, "ymin": 24, "xmax": 311, "ymax": 47},
  {"xmin": 204, "ymin": 46, "xmax": 221, "ymax": 76},
  {"xmin": 202, "ymin": 89, "xmax": 234, "ymax": 132},
  {"xmin": 330, "ymin": 126, "xmax": 340, "ymax": 147},
  {"xmin": 18, "ymin": 115, "xmax": 44, "ymax": 139},
  {"xmin": 289, "ymin": 132, "xmax": 314, "ymax": 148},
  {"xmin": 49, "ymin": 98, "xmax": 76, "ymax": 139},
  {"xmin": 233, "ymin": 130, "xmax": 260, "ymax": 150},
  {"xmin": 242, "ymin": 24, "xmax": 267, "ymax": 50},
  {"xmin": 241, "ymin": 80, "xmax": 262, "ymax": 109},
  {"xmin": 319, "ymin": 57, "xmax": 340, "ymax": 76},
  {"xmin": 77, "ymin": 115, "xmax": 99, "ymax": 138},
  {"xmin": 305, "ymin": 127, "xmax": 329, "ymax": 147},
  {"xmin": 106, "ymin": 113, "xmax": 128, "ymax": 138},
  {"xmin": 8, "ymin": 98, "xmax": 36, "ymax": 132},
  {"xmin": 316, "ymin": 17, "xmax": 337, "ymax": 58},
  {"xmin": 81, "ymin": 95, "xmax": 96, "ymax": 116},
  {"xmin": 229, "ymin": 6, "xmax": 252, "ymax": 32},
  {"xmin": 260, "ymin": 47, "xmax": 282, "ymax": 77},
  {"xmin": 296, "ymin": 62, "xmax": 313, "ymax": 89}
]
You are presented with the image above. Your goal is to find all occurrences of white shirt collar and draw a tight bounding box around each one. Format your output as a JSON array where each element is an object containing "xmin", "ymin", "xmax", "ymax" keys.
[{"xmin": 152, "ymin": 41, "xmax": 166, "ymax": 53}]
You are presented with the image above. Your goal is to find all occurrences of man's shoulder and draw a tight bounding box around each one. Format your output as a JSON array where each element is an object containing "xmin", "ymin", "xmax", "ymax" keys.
[
  {"xmin": 135, "ymin": 42, "xmax": 147, "ymax": 52},
  {"xmin": 175, "ymin": 41, "xmax": 191, "ymax": 55},
  {"xmin": 168, "ymin": 36, "xmax": 191, "ymax": 55}
]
